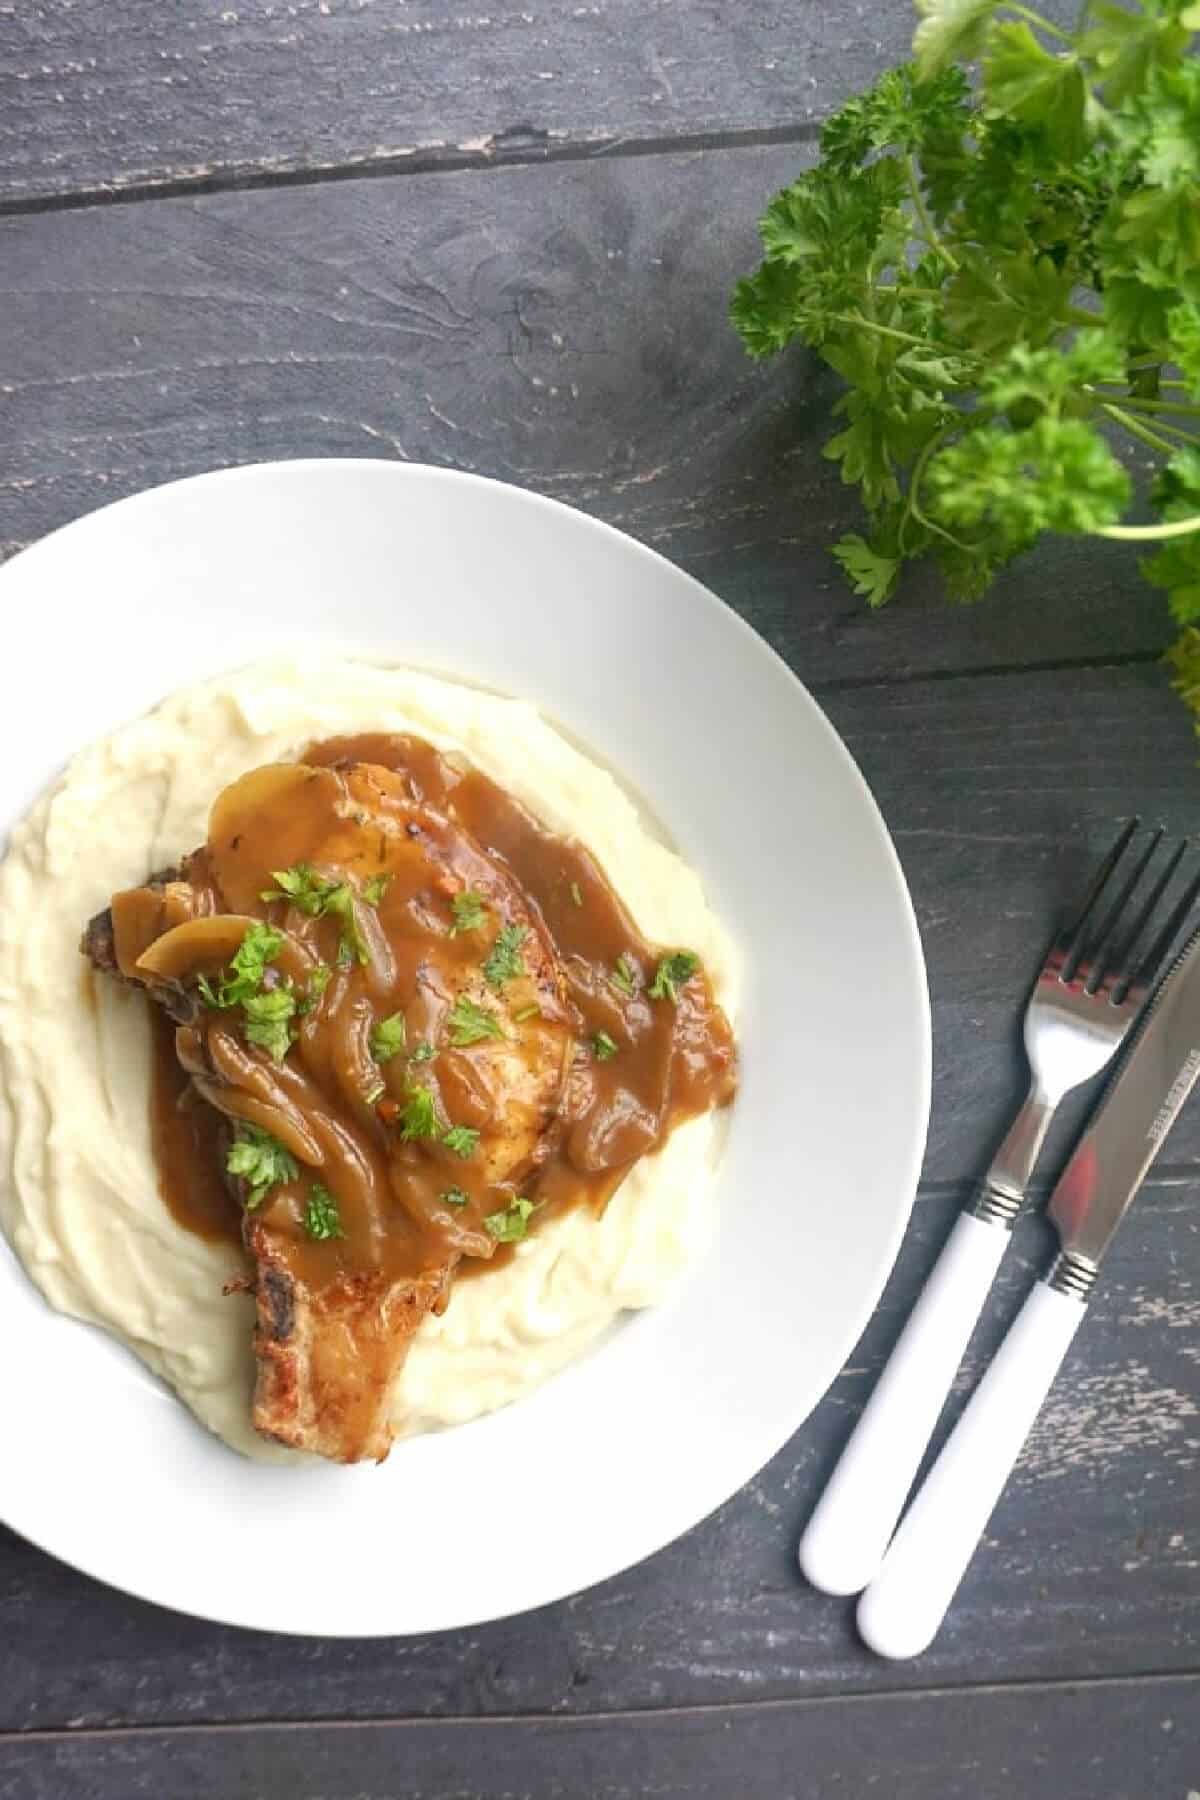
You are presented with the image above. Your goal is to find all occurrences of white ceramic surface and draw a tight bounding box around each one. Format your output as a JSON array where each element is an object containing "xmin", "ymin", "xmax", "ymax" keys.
[{"xmin": 0, "ymin": 461, "xmax": 930, "ymax": 1636}]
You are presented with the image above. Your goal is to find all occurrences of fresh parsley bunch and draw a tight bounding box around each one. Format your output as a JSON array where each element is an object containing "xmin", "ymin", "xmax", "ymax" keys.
[{"xmin": 733, "ymin": 0, "xmax": 1200, "ymax": 711}]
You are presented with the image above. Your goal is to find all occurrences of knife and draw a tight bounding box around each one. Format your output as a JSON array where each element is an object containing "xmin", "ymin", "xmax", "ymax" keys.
[{"xmin": 856, "ymin": 924, "xmax": 1200, "ymax": 1661}]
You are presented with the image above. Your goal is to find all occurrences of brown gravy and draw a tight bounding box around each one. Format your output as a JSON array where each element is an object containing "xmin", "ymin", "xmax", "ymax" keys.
[{"xmin": 146, "ymin": 733, "xmax": 737, "ymax": 1289}]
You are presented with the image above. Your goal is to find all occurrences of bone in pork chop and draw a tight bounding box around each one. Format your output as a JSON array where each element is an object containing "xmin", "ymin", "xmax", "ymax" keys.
[{"xmin": 84, "ymin": 759, "xmax": 574, "ymax": 1463}]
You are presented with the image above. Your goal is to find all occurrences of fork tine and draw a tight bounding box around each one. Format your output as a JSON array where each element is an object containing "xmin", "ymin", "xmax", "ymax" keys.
[
  {"xmin": 1058, "ymin": 818, "xmax": 1139, "ymax": 980},
  {"xmin": 1082, "ymin": 826, "xmax": 1165, "ymax": 993},
  {"xmin": 1118, "ymin": 853, "xmax": 1200, "ymax": 1003},
  {"xmin": 1102, "ymin": 837, "xmax": 1187, "ymax": 999}
]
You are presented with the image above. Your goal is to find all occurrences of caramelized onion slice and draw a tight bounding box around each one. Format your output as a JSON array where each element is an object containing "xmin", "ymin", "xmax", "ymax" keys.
[{"xmin": 134, "ymin": 914, "xmax": 262, "ymax": 984}]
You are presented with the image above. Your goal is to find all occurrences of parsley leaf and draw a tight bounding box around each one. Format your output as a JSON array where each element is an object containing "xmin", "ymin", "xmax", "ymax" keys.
[
  {"xmin": 591, "ymin": 1030, "xmax": 619, "ymax": 1060},
  {"xmin": 912, "ymin": 0, "xmax": 998, "ymax": 78},
  {"xmin": 442, "ymin": 1124, "xmax": 480, "ymax": 1158},
  {"xmin": 260, "ymin": 863, "xmax": 372, "ymax": 966},
  {"xmin": 296, "ymin": 962, "xmax": 332, "ymax": 1016},
  {"xmin": 398, "ymin": 1086, "xmax": 440, "ymax": 1141},
  {"xmin": 242, "ymin": 986, "xmax": 298, "ymax": 1064},
  {"xmin": 449, "ymin": 890, "xmax": 488, "ymax": 935},
  {"xmin": 833, "ymin": 534, "xmax": 901, "ymax": 608},
  {"xmin": 1144, "ymin": 451, "xmax": 1200, "ymax": 624},
  {"xmin": 483, "ymin": 924, "xmax": 528, "ymax": 990},
  {"xmin": 226, "ymin": 1124, "xmax": 298, "ymax": 1210},
  {"xmin": 983, "ymin": 23, "xmax": 1092, "ymax": 162},
  {"xmin": 446, "ymin": 995, "xmax": 504, "ymax": 1046},
  {"xmin": 440, "ymin": 1186, "xmax": 469, "ymax": 1208},
  {"xmin": 411, "ymin": 1041, "xmax": 436, "ymax": 1063},
  {"xmin": 197, "ymin": 921, "xmax": 284, "ymax": 1010},
  {"xmin": 304, "ymin": 1183, "xmax": 344, "ymax": 1241},
  {"xmin": 925, "ymin": 416, "xmax": 1132, "ymax": 548},
  {"xmin": 362, "ymin": 873, "xmax": 390, "ymax": 906},
  {"xmin": 370, "ymin": 1012, "xmax": 407, "ymax": 1063},
  {"xmin": 611, "ymin": 955, "xmax": 639, "ymax": 998},
  {"xmin": 483, "ymin": 1197, "xmax": 537, "ymax": 1243},
  {"xmin": 648, "ymin": 951, "xmax": 701, "ymax": 1003}
]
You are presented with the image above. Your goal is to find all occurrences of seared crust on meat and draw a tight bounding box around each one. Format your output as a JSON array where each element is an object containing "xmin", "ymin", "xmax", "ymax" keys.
[{"xmin": 248, "ymin": 1215, "xmax": 452, "ymax": 1461}]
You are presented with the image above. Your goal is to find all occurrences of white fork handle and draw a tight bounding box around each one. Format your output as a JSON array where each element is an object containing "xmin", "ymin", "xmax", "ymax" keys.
[
  {"xmin": 799, "ymin": 1212, "xmax": 1011, "ymax": 1596},
  {"xmin": 857, "ymin": 1280, "xmax": 1085, "ymax": 1659}
]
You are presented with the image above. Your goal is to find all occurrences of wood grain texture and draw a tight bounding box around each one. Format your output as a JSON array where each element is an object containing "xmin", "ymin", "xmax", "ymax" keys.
[
  {"xmin": 1, "ymin": 1674, "xmax": 1195, "ymax": 1800},
  {"xmin": 0, "ymin": 0, "xmax": 1077, "ymax": 204},
  {"xmin": 0, "ymin": 146, "xmax": 1168, "ymax": 682},
  {"xmin": 2, "ymin": 1168, "xmax": 1195, "ymax": 1732}
]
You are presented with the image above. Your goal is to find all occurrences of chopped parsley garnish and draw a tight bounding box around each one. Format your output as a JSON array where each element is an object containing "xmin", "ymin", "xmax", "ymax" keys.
[
  {"xmin": 610, "ymin": 954, "xmax": 639, "ymax": 999},
  {"xmin": 484, "ymin": 1197, "xmax": 536, "ymax": 1243},
  {"xmin": 362, "ymin": 873, "xmax": 391, "ymax": 906},
  {"xmin": 569, "ymin": 881, "xmax": 583, "ymax": 907},
  {"xmin": 370, "ymin": 1012, "xmax": 407, "ymax": 1063},
  {"xmin": 398, "ymin": 1086, "xmax": 440, "ymax": 1141},
  {"xmin": 260, "ymin": 863, "xmax": 372, "ymax": 966},
  {"xmin": 591, "ymin": 1030, "xmax": 618, "ymax": 1061},
  {"xmin": 410, "ymin": 1041, "xmax": 436, "ymax": 1064},
  {"xmin": 442, "ymin": 1124, "xmax": 480, "ymax": 1158},
  {"xmin": 260, "ymin": 863, "xmax": 336, "ymax": 911},
  {"xmin": 483, "ymin": 924, "xmax": 528, "ymax": 990},
  {"xmin": 304, "ymin": 1182, "xmax": 344, "ymax": 1241},
  {"xmin": 513, "ymin": 1004, "xmax": 540, "ymax": 1023},
  {"xmin": 226, "ymin": 1124, "xmax": 298, "ymax": 1211},
  {"xmin": 323, "ymin": 883, "xmax": 371, "ymax": 967},
  {"xmin": 242, "ymin": 986, "xmax": 298, "ymax": 1064},
  {"xmin": 649, "ymin": 951, "xmax": 700, "ymax": 1003},
  {"xmin": 449, "ymin": 890, "xmax": 488, "ymax": 935},
  {"xmin": 440, "ymin": 1186, "xmax": 469, "ymax": 1208},
  {"xmin": 197, "ymin": 921, "xmax": 284, "ymax": 1010},
  {"xmin": 446, "ymin": 994, "xmax": 504, "ymax": 1046},
  {"xmin": 296, "ymin": 962, "xmax": 332, "ymax": 1015}
]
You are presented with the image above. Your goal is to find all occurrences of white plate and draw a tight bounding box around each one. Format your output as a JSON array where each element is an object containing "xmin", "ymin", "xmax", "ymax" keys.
[{"xmin": 0, "ymin": 461, "xmax": 929, "ymax": 1636}]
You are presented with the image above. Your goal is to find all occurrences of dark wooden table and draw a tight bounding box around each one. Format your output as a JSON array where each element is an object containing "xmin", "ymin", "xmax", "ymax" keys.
[{"xmin": 1, "ymin": 6, "xmax": 1197, "ymax": 1797}]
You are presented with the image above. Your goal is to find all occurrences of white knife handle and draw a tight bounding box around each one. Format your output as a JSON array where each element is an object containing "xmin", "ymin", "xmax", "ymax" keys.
[
  {"xmin": 856, "ymin": 1279, "xmax": 1086, "ymax": 1660},
  {"xmin": 799, "ymin": 1212, "xmax": 1011, "ymax": 1596}
]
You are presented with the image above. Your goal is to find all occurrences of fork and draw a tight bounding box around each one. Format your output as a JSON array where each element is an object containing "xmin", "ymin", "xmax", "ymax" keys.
[{"xmin": 799, "ymin": 821, "xmax": 1199, "ymax": 1599}]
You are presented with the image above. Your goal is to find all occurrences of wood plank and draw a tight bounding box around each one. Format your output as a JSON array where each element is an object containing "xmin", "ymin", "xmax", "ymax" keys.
[
  {"xmin": 825, "ymin": 660, "xmax": 1200, "ymax": 1178},
  {"xmin": 2, "ymin": 1172, "xmax": 1195, "ymax": 1729},
  {"xmin": 0, "ymin": 146, "xmax": 1168, "ymax": 680},
  {"xmin": 0, "ymin": 0, "xmax": 1075, "ymax": 204},
  {"xmin": 1, "ymin": 1674, "xmax": 1195, "ymax": 1800}
]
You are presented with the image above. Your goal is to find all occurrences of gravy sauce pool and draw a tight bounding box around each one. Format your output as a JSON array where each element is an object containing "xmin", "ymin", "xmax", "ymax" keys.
[{"xmin": 146, "ymin": 733, "xmax": 737, "ymax": 1292}]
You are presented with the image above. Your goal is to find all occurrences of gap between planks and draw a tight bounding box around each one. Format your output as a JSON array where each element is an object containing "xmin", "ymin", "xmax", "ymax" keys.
[
  {"xmin": 0, "ymin": 119, "xmax": 822, "ymax": 222},
  {"xmin": 2, "ymin": 1663, "xmax": 1194, "ymax": 1749},
  {"xmin": 2, "ymin": 1665, "xmax": 1196, "ymax": 1747}
]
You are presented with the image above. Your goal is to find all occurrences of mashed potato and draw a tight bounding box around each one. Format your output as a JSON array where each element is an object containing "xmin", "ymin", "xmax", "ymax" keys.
[{"xmin": 0, "ymin": 660, "xmax": 738, "ymax": 1461}]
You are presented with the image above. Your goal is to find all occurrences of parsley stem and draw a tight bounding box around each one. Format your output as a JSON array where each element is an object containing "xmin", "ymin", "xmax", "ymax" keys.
[
  {"xmin": 1095, "ymin": 515, "xmax": 1200, "ymax": 543},
  {"xmin": 904, "ymin": 156, "xmax": 958, "ymax": 274},
  {"xmin": 832, "ymin": 314, "xmax": 940, "ymax": 351},
  {"xmin": 1101, "ymin": 403, "xmax": 1182, "ymax": 459},
  {"xmin": 1009, "ymin": 2, "xmax": 1073, "ymax": 45},
  {"xmin": 899, "ymin": 423, "xmax": 972, "ymax": 555},
  {"xmin": 1114, "ymin": 397, "xmax": 1200, "ymax": 419},
  {"xmin": 1140, "ymin": 417, "xmax": 1200, "ymax": 449}
]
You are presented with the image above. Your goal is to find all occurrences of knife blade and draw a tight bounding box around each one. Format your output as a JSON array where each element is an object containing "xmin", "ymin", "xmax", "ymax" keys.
[{"xmin": 1047, "ymin": 922, "xmax": 1200, "ymax": 1295}]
